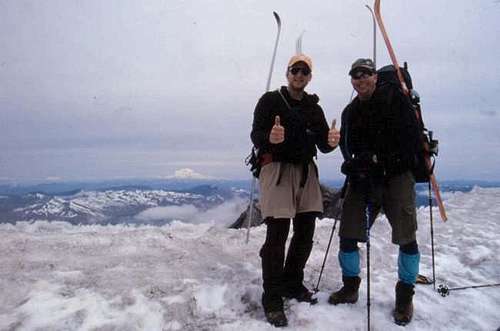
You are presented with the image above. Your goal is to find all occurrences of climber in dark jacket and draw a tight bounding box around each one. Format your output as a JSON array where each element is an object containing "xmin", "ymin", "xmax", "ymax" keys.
[
  {"xmin": 251, "ymin": 53, "xmax": 340, "ymax": 327},
  {"xmin": 328, "ymin": 58, "xmax": 421, "ymax": 326}
]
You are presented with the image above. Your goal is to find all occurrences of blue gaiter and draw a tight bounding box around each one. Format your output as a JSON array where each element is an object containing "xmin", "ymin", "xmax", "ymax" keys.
[
  {"xmin": 398, "ymin": 251, "xmax": 420, "ymax": 285},
  {"xmin": 339, "ymin": 249, "xmax": 360, "ymax": 277}
]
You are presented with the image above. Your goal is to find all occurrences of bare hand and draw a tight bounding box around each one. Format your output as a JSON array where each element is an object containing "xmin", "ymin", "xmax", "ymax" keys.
[
  {"xmin": 328, "ymin": 119, "xmax": 340, "ymax": 148},
  {"xmin": 269, "ymin": 115, "xmax": 285, "ymax": 144}
]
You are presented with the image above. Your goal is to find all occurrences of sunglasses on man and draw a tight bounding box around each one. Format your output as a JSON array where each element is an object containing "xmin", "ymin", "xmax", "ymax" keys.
[
  {"xmin": 351, "ymin": 70, "xmax": 375, "ymax": 80},
  {"xmin": 289, "ymin": 67, "xmax": 311, "ymax": 76}
]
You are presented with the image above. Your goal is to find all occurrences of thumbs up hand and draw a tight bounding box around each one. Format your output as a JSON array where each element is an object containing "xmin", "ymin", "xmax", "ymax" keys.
[
  {"xmin": 269, "ymin": 115, "xmax": 285, "ymax": 144},
  {"xmin": 328, "ymin": 119, "xmax": 341, "ymax": 148}
]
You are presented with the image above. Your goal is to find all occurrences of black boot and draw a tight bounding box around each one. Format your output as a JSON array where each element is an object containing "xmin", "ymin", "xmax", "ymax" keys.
[
  {"xmin": 282, "ymin": 213, "xmax": 317, "ymax": 304},
  {"xmin": 393, "ymin": 281, "xmax": 415, "ymax": 326},
  {"xmin": 328, "ymin": 276, "xmax": 361, "ymax": 305},
  {"xmin": 262, "ymin": 293, "xmax": 288, "ymax": 327},
  {"xmin": 282, "ymin": 283, "xmax": 318, "ymax": 305}
]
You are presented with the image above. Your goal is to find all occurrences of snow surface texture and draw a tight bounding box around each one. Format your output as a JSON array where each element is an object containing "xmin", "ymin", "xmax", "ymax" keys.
[{"xmin": 1, "ymin": 187, "xmax": 499, "ymax": 331}]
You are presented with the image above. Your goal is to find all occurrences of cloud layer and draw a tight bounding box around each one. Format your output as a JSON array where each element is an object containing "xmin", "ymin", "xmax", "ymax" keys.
[{"xmin": 135, "ymin": 198, "xmax": 247, "ymax": 226}]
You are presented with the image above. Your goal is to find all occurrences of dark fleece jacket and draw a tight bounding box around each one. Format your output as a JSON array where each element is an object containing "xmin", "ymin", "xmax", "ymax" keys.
[
  {"xmin": 251, "ymin": 86, "xmax": 334, "ymax": 164},
  {"xmin": 339, "ymin": 84, "xmax": 421, "ymax": 178}
]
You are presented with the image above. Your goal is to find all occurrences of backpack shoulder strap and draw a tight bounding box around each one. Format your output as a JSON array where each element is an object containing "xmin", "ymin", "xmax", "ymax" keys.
[{"xmin": 277, "ymin": 88, "xmax": 292, "ymax": 110}]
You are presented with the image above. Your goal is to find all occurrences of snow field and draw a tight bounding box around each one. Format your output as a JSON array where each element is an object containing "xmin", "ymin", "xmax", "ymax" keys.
[{"xmin": 0, "ymin": 187, "xmax": 499, "ymax": 330}]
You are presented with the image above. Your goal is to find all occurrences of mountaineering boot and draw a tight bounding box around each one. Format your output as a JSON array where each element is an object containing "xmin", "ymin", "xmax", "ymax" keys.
[
  {"xmin": 265, "ymin": 311, "xmax": 288, "ymax": 328},
  {"xmin": 282, "ymin": 283, "xmax": 318, "ymax": 305},
  {"xmin": 393, "ymin": 281, "xmax": 415, "ymax": 326},
  {"xmin": 328, "ymin": 276, "xmax": 361, "ymax": 305},
  {"xmin": 262, "ymin": 294, "xmax": 288, "ymax": 327},
  {"xmin": 264, "ymin": 310, "xmax": 288, "ymax": 328}
]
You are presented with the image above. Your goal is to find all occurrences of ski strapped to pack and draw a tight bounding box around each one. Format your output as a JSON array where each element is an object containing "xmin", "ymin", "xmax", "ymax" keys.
[
  {"xmin": 374, "ymin": 0, "xmax": 447, "ymax": 222},
  {"xmin": 246, "ymin": 11, "xmax": 282, "ymax": 244},
  {"xmin": 366, "ymin": 3, "xmax": 434, "ymax": 289}
]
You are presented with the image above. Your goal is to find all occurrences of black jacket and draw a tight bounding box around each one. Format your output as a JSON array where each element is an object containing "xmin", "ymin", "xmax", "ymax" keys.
[
  {"xmin": 339, "ymin": 84, "xmax": 421, "ymax": 178},
  {"xmin": 251, "ymin": 86, "xmax": 334, "ymax": 163}
]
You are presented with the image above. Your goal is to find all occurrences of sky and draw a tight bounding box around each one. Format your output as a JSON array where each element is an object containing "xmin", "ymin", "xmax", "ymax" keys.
[{"xmin": 1, "ymin": 0, "xmax": 500, "ymax": 182}]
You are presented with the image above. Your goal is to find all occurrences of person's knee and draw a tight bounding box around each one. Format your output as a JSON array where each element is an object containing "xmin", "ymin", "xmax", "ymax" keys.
[
  {"xmin": 399, "ymin": 241, "xmax": 419, "ymax": 255},
  {"xmin": 295, "ymin": 211, "xmax": 319, "ymax": 221},
  {"xmin": 292, "ymin": 213, "xmax": 316, "ymax": 242},
  {"xmin": 293, "ymin": 212, "xmax": 317, "ymax": 230},
  {"xmin": 340, "ymin": 237, "xmax": 359, "ymax": 252},
  {"xmin": 263, "ymin": 218, "xmax": 290, "ymax": 247}
]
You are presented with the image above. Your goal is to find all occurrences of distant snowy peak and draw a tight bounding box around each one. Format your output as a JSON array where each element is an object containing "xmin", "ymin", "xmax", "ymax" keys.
[{"xmin": 168, "ymin": 168, "xmax": 213, "ymax": 180}]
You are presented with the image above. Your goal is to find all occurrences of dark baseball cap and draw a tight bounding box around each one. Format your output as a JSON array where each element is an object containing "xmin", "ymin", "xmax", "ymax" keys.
[{"xmin": 349, "ymin": 58, "xmax": 376, "ymax": 75}]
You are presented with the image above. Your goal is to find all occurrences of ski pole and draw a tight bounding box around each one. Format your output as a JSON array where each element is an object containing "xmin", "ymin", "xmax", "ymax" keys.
[
  {"xmin": 364, "ymin": 179, "xmax": 374, "ymax": 331},
  {"xmin": 364, "ymin": 4, "xmax": 376, "ymax": 68},
  {"xmin": 429, "ymin": 180, "xmax": 437, "ymax": 290},
  {"xmin": 314, "ymin": 218, "xmax": 338, "ymax": 293},
  {"xmin": 246, "ymin": 11, "xmax": 281, "ymax": 244},
  {"xmin": 366, "ymin": 200, "xmax": 371, "ymax": 331},
  {"xmin": 246, "ymin": 177, "xmax": 256, "ymax": 243},
  {"xmin": 314, "ymin": 178, "xmax": 348, "ymax": 292},
  {"xmin": 437, "ymin": 283, "xmax": 500, "ymax": 297},
  {"xmin": 346, "ymin": 5, "xmax": 376, "ymax": 107}
]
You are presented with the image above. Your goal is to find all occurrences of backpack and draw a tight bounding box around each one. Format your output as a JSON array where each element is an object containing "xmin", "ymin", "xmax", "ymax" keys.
[
  {"xmin": 376, "ymin": 63, "xmax": 439, "ymax": 183},
  {"xmin": 245, "ymin": 147, "xmax": 261, "ymax": 178}
]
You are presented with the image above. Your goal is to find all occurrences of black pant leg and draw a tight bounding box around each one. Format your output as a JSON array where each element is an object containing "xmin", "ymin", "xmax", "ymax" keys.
[
  {"xmin": 282, "ymin": 212, "xmax": 316, "ymax": 291},
  {"xmin": 260, "ymin": 218, "xmax": 291, "ymax": 306}
]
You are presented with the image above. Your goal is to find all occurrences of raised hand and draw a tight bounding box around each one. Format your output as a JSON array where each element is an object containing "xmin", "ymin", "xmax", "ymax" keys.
[
  {"xmin": 269, "ymin": 115, "xmax": 285, "ymax": 144},
  {"xmin": 328, "ymin": 119, "xmax": 341, "ymax": 148}
]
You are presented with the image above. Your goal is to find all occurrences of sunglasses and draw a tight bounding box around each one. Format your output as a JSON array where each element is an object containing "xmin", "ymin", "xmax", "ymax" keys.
[
  {"xmin": 351, "ymin": 70, "xmax": 374, "ymax": 80},
  {"xmin": 289, "ymin": 67, "xmax": 311, "ymax": 76}
]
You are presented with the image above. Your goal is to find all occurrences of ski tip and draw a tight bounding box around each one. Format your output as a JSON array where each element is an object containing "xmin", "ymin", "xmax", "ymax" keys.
[
  {"xmin": 273, "ymin": 11, "xmax": 281, "ymax": 24},
  {"xmin": 441, "ymin": 210, "xmax": 448, "ymax": 222},
  {"xmin": 439, "ymin": 209, "xmax": 448, "ymax": 222}
]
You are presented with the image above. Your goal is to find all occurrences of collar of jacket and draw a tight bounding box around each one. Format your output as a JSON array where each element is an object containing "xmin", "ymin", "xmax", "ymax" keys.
[{"xmin": 279, "ymin": 86, "xmax": 320, "ymax": 105}]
